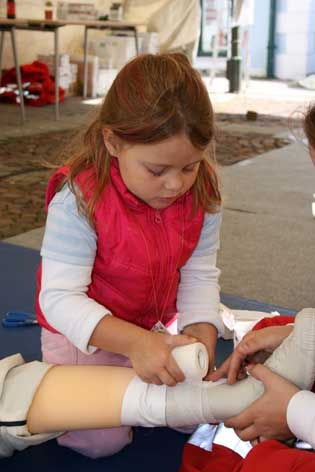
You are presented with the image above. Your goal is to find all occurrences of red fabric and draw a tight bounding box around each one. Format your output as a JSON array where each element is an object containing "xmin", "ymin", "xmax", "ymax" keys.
[
  {"xmin": 0, "ymin": 60, "xmax": 64, "ymax": 106},
  {"xmin": 180, "ymin": 444, "xmax": 241, "ymax": 472},
  {"xmin": 36, "ymin": 159, "xmax": 205, "ymax": 332},
  {"xmin": 238, "ymin": 440, "xmax": 315, "ymax": 472},
  {"xmin": 252, "ymin": 315, "xmax": 295, "ymax": 331},
  {"xmin": 181, "ymin": 441, "xmax": 315, "ymax": 472}
]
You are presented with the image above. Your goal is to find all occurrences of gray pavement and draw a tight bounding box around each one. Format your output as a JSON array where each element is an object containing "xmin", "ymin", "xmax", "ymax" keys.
[
  {"xmin": 3, "ymin": 227, "xmax": 45, "ymax": 250},
  {"xmin": 218, "ymin": 142, "xmax": 315, "ymax": 311},
  {"xmin": 0, "ymin": 97, "xmax": 101, "ymax": 139}
]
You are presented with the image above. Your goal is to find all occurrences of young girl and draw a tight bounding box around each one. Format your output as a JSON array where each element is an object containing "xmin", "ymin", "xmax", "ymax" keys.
[
  {"xmin": 35, "ymin": 53, "xmax": 224, "ymax": 457},
  {"xmin": 2, "ymin": 104, "xmax": 315, "ymax": 470}
]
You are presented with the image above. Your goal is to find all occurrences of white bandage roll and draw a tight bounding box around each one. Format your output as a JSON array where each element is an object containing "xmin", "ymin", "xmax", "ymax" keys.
[{"xmin": 171, "ymin": 342, "xmax": 209, "ymax": 381}]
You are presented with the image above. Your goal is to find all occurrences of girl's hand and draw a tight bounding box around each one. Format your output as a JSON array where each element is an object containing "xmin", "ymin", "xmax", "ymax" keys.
[
  {"xmin": 182, "ymin": 322, "xmax": 218, "ymax": 377},
  {"xmin": 127, "ymin": 331, "xmax": 197, "ymax": 386},
  {"xmin": 210, "ymin": 325, "xmax": 293, "ymax": 384},
  {"xmin": 224, "ymin": 363, "xmax": 298, "ymax": 441}
]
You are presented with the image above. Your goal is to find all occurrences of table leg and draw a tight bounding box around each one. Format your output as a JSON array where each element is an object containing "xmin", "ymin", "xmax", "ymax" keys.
[
  {"xmin": 54, "ymin": 27, "xmax": 60, "ymax": 120},
  {"xmin": 83, "ymin": 26, "xmax": 88, "ymax": 98},
  {"xmin": 10, "ymin": 27, "xmax": 25, "ymax": 123},
  {"xmin": 134, "ymin": 28, "xmax": 139, "ymax": 55},
  {"xmin": 0, "ymin": 31, "xmax": 4, "ymax": 84}
]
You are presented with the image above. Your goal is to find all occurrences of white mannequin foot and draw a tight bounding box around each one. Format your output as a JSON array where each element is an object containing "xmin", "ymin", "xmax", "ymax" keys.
[
  {"xmin": 166, "ymin": 308, "xmax": 315, "ymax": 426},
  {"xmin": 264, "ymin": 308, "xmax": 315, "ymax": 390},
  {"xmin": 202, "ymin": 308, "xmax": 315, "ymax": 423}
]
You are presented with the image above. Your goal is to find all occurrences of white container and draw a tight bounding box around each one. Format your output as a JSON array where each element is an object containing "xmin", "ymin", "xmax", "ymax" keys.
[
  {"xmin": 140, "ymin": 32, "xmax": 159, "ymax": 54},
  {"xmin": 96, "ymin": 68, "xmax": 119, "ymax": 96},
  {"xmin": 94, "ymin": 36, "xmax": 136, "ymax": 69},
  {"xmin": 109, "ymin": 3, "xmax": 124, "ymax": 21}
]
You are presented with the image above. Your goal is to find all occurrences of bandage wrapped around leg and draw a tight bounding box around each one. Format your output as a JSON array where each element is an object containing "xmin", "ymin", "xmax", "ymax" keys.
[
  {"xmin": 122, "ymin": 309, "xmax": 315, "ymax": 428},
  {"xmin": 121, "ymin": 342, "xmax": 209, "ymax": 427}
]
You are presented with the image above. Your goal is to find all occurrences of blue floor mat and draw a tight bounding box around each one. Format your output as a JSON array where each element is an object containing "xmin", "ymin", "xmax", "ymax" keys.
[{"xmin": 0, "ymin": 242, "xmax": 296, "ymax": 471}]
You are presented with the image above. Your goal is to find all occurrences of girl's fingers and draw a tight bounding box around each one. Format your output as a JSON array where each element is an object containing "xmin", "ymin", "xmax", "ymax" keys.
[
  {"xmin": 168, "ymin": 355, "xmax": 185, "ymax": 383},
  {"xmin": 158, "ymin": 368, "xmax": 177, "ymax": 387},
  {"xmin": 167, "ymin": 334, "xmax": 197, "ymax": 347},
  {"xmin": 150, "ymin": 375, "xmax": 163, "ymax": 385}
]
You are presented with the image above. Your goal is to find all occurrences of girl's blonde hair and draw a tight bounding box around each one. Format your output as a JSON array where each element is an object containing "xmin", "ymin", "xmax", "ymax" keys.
[{"xmin": 62, "ymin": 53, "xmax": 221, "ymax": 224}]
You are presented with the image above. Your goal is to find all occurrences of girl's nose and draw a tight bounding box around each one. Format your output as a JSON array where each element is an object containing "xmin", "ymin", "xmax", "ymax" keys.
[{"xmin": 164, "ymin": 174, "xmax": 184, "ymax": 193}]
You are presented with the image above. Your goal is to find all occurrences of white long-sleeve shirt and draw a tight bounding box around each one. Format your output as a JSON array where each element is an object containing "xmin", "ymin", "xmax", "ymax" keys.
[
  {"xmin": 287, "ymin": 391, "xmax": 315, "ymax": 448},
  {"xmin": 39, "ymin": 184, "xmax": 224, "ymax": 353}
]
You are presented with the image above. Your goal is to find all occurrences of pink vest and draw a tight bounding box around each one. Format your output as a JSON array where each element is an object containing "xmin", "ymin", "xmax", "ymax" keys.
[{"xmin": 36, "ymin": 159, "xmax": 205, "ymax": 332}]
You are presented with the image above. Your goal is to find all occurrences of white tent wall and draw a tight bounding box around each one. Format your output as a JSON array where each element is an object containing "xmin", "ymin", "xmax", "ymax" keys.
[
  {"xmin": 125, "ymin": 0, "xmax": 200, "ymax": 56},
  {"xmin": 2, "ymin": 0, "xmax": 201, "ymax": 70}
]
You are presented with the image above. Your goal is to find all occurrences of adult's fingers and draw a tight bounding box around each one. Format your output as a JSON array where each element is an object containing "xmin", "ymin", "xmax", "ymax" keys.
[
  {"xmin": 246, "ymin": 363, "xmax": 275, "ymax": 388},
  {"xmin": 226, "ymin": 348, "xmax": 249, "ymax": 384},
  {"xmin": 227, "ymin": 334, "xmax": 275, "ymax": 384},
  {"xmin": 209, "ymin": 355, "xmax": 231, "ymax": 381},
  {"xmin": 234, "ymin": 425, "xmax": 259, "ymax": 442},
  {"xmin": 224, "ymin": 403, "xmax": 257, "ymax": 430}
]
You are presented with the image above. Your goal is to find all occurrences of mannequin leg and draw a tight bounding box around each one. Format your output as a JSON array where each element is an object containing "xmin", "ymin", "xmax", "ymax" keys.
[
  {"xmin": 28, "ymin": 308, "xmax": 315, "ymax": 433},
  {"xmin": 2, "ymin": 308, "xmax": 314, "ymax": 459},
  {"xmin": 41, "ymin": 328, "xmax": 133, "ymax": 458},
  {"xmin": 27, "ymin": 365, "xmax": 136, "ymax": 433}
]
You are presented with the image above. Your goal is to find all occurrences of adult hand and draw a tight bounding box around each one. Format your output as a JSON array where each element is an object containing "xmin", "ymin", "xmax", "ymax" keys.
[
  {"xmin": 128, "ymin": 331, "xmax": 196, "ymax": 386},
  {"xmin": 224, "ymin": 363, "xmax": 299, "ymax": 441},
  {"xmin": 210, "ymin": 325, "xmax": 293, "ymax": 384},
  {"xmin": 182, "ymin": 322, "xmax": 217, "ymax": 377}
]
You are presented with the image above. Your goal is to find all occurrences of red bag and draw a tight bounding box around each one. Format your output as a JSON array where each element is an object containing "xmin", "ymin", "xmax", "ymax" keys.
[{"xmin": 0, "ymin": 60, "xmax": 64, "ymax": 106}]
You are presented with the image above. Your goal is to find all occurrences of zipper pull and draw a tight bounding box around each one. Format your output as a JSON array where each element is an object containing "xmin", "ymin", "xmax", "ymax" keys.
[{"xmin": 155, "ymin": 211, "xmax": 162, "ymax": 223}]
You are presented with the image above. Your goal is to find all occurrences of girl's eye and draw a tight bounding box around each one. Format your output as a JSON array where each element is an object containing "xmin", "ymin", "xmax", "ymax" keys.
[
  {"xmin": 183, "ymin": 164, "xmax": 198, "ymax": 173},
  {"xmin": 148, "ymin": 168, "xmax": 164, "ymax": 176},
  {"xmin": 147, "ymin": 163, "xmax": 199, "ymax": 176}
]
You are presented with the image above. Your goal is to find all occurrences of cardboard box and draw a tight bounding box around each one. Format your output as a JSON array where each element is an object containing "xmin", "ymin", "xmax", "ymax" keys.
[
  {"xmin": 90, "ymin": 33, "xmax": 160, "ymax": 70},
  {"xmin": 70, "ymin": 54, "xmax": 99, "ymax": 98},
  {"xmin": 57, "ymin": 2, "xmax": 98, "ymax": 21},
  {"xmin": 37, "ymin": 54, "xmax": 78, "ymax": 96},
  {"xmin": 37, "ymin": 54, "xmax": 70, "ymax": 73}
]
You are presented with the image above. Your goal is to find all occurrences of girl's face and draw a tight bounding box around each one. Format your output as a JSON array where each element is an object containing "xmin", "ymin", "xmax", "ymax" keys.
[{"xmin": 105, "ymin": 132, "xmax": 205, "ymax": 209}]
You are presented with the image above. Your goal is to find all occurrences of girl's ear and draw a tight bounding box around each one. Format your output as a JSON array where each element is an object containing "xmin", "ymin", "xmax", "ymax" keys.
[{"xmin": 103, "ymin": 129, "xmax": 123, "ymax": 157}]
